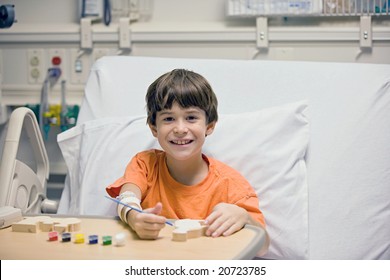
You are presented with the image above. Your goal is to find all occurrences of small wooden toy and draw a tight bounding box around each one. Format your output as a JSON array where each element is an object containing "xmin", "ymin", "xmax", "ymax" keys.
[
  {"xmin": 53, "ymin": 224, "xmax": 68, "ymax": 233},
  {"xmin": 53, "ymin": 218, "xmax": 81, "ymax": 233},
  {"xmin": 102, "ymin": 235, "xmax": 112, "ymax": 245},
  {"xmin": 63, "ymin": 218, "xmax": 81, "ymax": 232},
  {"xmin": 41, "ymin": 221, "xmax": 54, "ymax": 232},
  {"xmin": 11, "ymin": 217, "xmax": 40, "ymax": 233},
  {"xmin": 74, "ymin": 233, "xmax": 85, "ymax": 244},
  {"xmin": 12, "ymin": 216, "xmax": 81, "ymax": 233},
  {"xmin": 48, "ymin": 231, "xmax": 58, "ymax": 241},
  {"xmin": 11, "ymin": 216, "xmax": 54, "ymax": 233},
  {"xmin": 88, "ymin": 235, "xmax": 98, "ymax": 244},
  {"xmin": 172, "ymin": 219, "xmax": 208, "ymax": 242}
]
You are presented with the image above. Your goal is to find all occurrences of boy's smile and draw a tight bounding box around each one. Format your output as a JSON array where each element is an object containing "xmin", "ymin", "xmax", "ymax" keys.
[{"xmin": 170, "ymin": 139, "xmax": 193, "ymax": 145}]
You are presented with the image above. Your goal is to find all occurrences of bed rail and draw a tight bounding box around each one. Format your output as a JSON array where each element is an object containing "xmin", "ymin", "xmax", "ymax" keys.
[{"xmin": 0, "ymin": 107, "xmax": 57, "ymax": 213}]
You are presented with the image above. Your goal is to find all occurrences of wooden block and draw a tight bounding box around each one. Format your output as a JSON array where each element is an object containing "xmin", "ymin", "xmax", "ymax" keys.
[
  {"xmin": 172, "ymin": 219, "xmax": 208, "ymax": 242},
  {"xmin": 41, "ymin": 221, "xmax": 54, "ymax": 232},
  {"xmin": 37, "ymin": 216, "xmax": 57, "ymax": 232},
  {"xmin": 12, "ymin": 218, "xmax": 39, "ymax": 233},
  {"xmin": 11, "ymin": 216, "xmax": 55, "ymax": 233},
  {"xmin": 53, "ymin": 224, "xmax": 68, "ymax": 233},
  {"xmin": 11, "ymin": 216, "xmax": 82, "ymax": 233},
  {"xmin": 63, "ymin": 218, "xmax": 81, "ymax": 232}
]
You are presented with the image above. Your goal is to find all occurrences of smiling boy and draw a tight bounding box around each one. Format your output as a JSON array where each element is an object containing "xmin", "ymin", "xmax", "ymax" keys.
[{"xmin": 106, "ymin": 69, "xmax": 265, "ymax": 240}]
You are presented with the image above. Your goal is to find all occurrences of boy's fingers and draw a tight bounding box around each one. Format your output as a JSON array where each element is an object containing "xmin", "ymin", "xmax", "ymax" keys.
[
  {"xmin": 144, "ymin": 202, "xmax": 163, "ymax": 215},
  {"xmin": 139, "ymin": 212, "xmax": 166, "ymax": 225},
  {"xmin": 141, "ymin": 202, "xmax": 167, "ymax": 226},
  {"xmin": 210, "ymin": 218, "xmax": 236, "ymax": 237},
  {"xmin": 205, "ymin": 209, "xmax": 222, "ymax": 225},
  {"xmin": 205, "ymin": 214, "xmax": 226, "ymax": 236}
]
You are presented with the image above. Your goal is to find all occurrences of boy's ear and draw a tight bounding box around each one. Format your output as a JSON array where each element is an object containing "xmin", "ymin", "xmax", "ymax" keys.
[
  {"xmin": 206, "ymin": 121, "xmax": 216, "ymax": 136},
  {"xmin": 149, "ymin": 123, "xmax": 158, "ymax": 137}
]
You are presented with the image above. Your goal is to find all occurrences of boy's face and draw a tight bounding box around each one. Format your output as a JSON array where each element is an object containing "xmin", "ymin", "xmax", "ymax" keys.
[{"xmin": 149, "ymin": 102, "xmax": 215, "ymax": 163}]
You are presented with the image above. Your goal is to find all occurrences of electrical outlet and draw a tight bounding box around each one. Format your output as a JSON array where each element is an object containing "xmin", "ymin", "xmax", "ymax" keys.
[
  {"xmin": 48, "ymin": 49, "xmax": 66, "ymax": 80},
  {"xmin": 27, "ymin": 49, "xmax": 45, "ymax": 84},
  {"xmin": 70, "ymin": 49, "xmax": 91, "ymax": 85},
  {"xmin": 92, "ymin": 48, "xmax": 109, "ymax": 63}
]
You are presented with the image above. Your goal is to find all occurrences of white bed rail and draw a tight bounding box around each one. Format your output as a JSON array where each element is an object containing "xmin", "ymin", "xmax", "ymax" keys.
[{"xmin": 0, "ymin": 107, "xmax": 57, "ymax": 214}]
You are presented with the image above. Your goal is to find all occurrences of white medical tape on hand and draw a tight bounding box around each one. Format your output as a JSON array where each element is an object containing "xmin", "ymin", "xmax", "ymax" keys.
[
  {"xmin": 116, "ymin": 196, "xmax": 142, "ymax": 223},
  {"xmin": 117, "ymin": 203, "xmax": 126, "ymax": 223},
  {"xmin": 117, "ymin": 191, "xmax": 138, "ymax": 200}
]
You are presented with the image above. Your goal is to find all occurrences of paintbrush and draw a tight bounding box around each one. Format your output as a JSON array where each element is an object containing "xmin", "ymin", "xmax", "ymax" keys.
[{"xmin": 104, "ymin": 195, "xmax": 174, "ymax": 226}]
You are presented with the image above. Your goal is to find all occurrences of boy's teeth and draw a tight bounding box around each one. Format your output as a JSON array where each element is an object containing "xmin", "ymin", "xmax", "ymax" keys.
[{"xmin": 173, "ymin": 140, "xmax": 190, "ymax": 145}]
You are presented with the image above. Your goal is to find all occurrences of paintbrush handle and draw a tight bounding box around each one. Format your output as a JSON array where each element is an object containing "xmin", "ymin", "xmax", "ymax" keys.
[{"xmin": 104, "ymin": 195, "xmax": 173, "ymax": 226}]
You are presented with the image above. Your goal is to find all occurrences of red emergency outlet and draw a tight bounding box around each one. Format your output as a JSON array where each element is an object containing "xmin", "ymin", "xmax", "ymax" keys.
[{"xmin": 52, "ymin": 56, "xmax": 61, "ymax": 65}]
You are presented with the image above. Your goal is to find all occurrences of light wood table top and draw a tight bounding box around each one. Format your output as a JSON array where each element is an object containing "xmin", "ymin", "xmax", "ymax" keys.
[{"xmin": 0, "ymin": 216, "xmax": 267, "ymax": 260}]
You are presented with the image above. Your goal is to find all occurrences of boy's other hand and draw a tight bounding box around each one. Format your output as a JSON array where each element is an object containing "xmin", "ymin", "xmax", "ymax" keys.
[
  {"xmin": 205, "ymin": 203, "xmax": 248, "ymax": 237},
  {"xmin": 128, "ymin": 202, "xmax": 167, "ymax": 240}
]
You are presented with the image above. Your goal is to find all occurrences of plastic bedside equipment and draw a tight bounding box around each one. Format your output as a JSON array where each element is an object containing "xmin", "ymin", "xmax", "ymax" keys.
[{"xmin": 0, "ymin": 107, "xmax": 58, "ymax": 214}]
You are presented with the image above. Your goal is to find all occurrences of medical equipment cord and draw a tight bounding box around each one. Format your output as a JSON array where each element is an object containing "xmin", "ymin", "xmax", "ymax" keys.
[
  {"xmin": 104, "ymin": 0, "xmax": 111, "ymax": 26},
  {"xmin": 39, "ymin": 78, "xmax": 49, "ymax": 138}
]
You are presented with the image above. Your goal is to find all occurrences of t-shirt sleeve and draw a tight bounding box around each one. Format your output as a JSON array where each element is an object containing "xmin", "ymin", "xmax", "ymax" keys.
[
  {"xmin": 225, "ymin": 170, "xmax": 266, "ymax": 228},
  {"xmin": 235, "ymin": 194, "xmax": 266, "ymax": 228},
  {"xmin": 105, "ymin": 152, "xmax": 151, "ymax": 198},
  {"xmin": 212, "ymin": 158, "xmax": 267, "ymax": 228}
]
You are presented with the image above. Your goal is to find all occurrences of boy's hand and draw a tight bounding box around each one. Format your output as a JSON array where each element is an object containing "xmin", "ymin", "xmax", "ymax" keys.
[
  {"xmin": 127, "ymin": 202, "xmax": 167, "ymax": 240},
  {"xmin": 205, "ymin": 203, "xmax": 248, "ymax": 237}
]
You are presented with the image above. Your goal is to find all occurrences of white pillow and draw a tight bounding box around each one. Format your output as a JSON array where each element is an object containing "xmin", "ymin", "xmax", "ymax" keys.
[
  {"xmin": 58, "ymin": 115, "xmax": 161, "ymax": 215},
  {"xmin": 57, "ymin": 100, "xmax": 309, "ymax": 260},
  {"xmin": 204, "ymin": 101, "xmax": 309, "ymax": 260}
]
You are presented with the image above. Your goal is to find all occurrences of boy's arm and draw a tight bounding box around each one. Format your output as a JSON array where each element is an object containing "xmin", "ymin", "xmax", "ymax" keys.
[
  {"xmin": 117, "ymin": 183, "xmax": 142, "ymax": 227},
  {"xmin": 205, "ymin": 203, "xmax": 265, "ymax": 237},
  {"xmin": 118, "ymin": 183, "xmax": 167, "ymax": 239},
  {"xmin": 205, "ymin": 203, "xmax": 270, "ymax": 257},
  {"xmin": 119, "ymin": 183, "xmax": 142, "ymax": 199}
]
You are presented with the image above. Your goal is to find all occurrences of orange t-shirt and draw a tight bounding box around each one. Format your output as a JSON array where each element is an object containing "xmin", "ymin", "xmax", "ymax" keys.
[{"xmin": 106, "ymin": 149, "xmax": 265, "ymax": 227}]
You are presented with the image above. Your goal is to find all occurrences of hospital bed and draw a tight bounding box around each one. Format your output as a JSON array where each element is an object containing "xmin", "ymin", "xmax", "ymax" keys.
[
  {"xmin": 56, "ymin": 56, "xmax": 390, "ymax": 260},
  {"xmin": 5, "ymin": 56, "xmax": 390, "ymax": 259}
]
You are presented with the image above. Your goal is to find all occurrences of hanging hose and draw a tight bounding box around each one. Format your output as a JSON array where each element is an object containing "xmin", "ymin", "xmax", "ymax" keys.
[
  {"xmin": 60, "ymin": 80, "xmax": 68, "ymax": 131},
  {"xmin": 39, "ymin": 79, "xmax": 49, "ymax": 138},
  {"xmin": 39, "ymin": 68, "xmax": 61, "ymax": 139}
]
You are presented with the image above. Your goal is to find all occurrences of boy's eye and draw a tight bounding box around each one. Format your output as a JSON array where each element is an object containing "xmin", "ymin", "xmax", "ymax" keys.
[
  {"xmin": 163, "ymin": 117, "xmax": 174, "ymax": 122},
  {"xmin": 187, "ymin": 116, "xmax": 198, "ymax": 121}
]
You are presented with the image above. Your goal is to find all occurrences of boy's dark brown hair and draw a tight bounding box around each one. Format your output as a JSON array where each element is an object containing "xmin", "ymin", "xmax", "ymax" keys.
[{"xmin": 146, "ymin": 69, "xmax": 218, "ymax": 126}]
